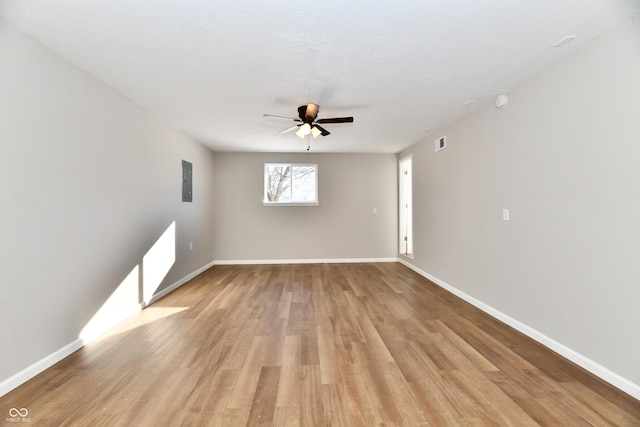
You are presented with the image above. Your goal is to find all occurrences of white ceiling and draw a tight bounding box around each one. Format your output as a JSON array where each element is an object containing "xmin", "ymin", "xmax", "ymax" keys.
[{"xmin": 1, "ymin": 1, "xmax": 639, "ymax": 153}]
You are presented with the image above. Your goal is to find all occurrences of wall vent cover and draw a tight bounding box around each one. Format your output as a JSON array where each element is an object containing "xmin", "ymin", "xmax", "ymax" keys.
[{"xmin": 435, "ymin": 135, "xmax": 447, "ymax": 152}]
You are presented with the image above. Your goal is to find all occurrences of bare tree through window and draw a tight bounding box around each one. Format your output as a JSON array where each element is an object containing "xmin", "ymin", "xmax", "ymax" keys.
[
  {"xmin": 264, "ymin": 164, "xmax": 317, "ymax": 203},
  {"xmin": 265, "ymin": 165, "xmax": 291, "ymax": 201}
]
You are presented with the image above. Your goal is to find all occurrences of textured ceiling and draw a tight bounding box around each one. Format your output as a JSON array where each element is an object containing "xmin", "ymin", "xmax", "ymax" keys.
[{"xmin": 1, "ymin": 1, "xmax": 639, "ymax": 153}]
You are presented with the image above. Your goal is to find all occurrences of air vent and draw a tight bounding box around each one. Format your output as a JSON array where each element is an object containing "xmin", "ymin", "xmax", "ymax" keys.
[{"xmin": 435, "ymin": 135, "xmax": 447, "ymax": 152}]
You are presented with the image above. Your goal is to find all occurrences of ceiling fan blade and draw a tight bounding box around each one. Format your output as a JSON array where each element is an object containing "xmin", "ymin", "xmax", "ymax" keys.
[
  {"xmin": 263, "ymin": 114, "xmax": 301, "ymax": 122},
  {"xmin": 316, "ymin": 117, "xmax": 354, "ymax": 124},
  {"xmin": 314, "ymin": 124, "xmax": 331, "ymax": 136},
  {"xmin": 279, "ymin": 125, "xmax": 300, "ymax": 134}
]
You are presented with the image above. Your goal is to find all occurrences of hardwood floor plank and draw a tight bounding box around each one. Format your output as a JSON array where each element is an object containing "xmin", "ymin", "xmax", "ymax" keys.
[
  {"xmin": 219, "ymin": 407, "xmax": 250, "ymax": 427},
  {"xmin": 185, "ymin": 369, "xmax": 238, "ymax": 422},
  {"xmin": 273, "ymin": 406, "xmax": 301, "ymax": 427},
  {"xmin": 377, "ymin": 361, "xmax": 431, "ymax": 426},
  {"xmin": 559, "ymin": 381, "xmax": 640, "ymax": 426},
  {"xmin": 247, "ymin": 366, "xmax": 280, "ymax": 426},
  {"xmin": 428, "ymin": 319, "xmax": 499, "ymax": 372},
  {"xmin": 300, "ymin": 365, "xmax": 324, "ymax": 426},
  {"xmin": 1, "ymin": 263, "xmax": 637, "ymax": 426},
  {"xmin": 356, "ymin": 313, "xmax": 395, "ymax": 365},
  {"xmin": 285, "ymin": 302, "xmax": 304, "ymax": 336},
  {"xmin": 227, "ymin": 335, "xmax": 269, "ymax": 409},
  {"xmin": 317, "ymin": 318, "xmax": 341, "ymax": 385},
  {"xmin": 320, "ymin": 383, "xmax": 355, "ymax": 426},
  {"xmin": 275, "ymin": 335, "xmax": 301, "ymax": 410},
  {"xmin": 448, "ymin": 369, "xmax": 539, "ymax": 426},
  {"xmin": 300, "ymin": 333, "xmax": 320, "ymax": 367},
  {"xmin": 339, "ymin": 347, "xmax": 386, "ymax": 425},
  {"xmin": 350, "ymin": 342, "xmax": 404, "ymax": 424},
  {"xmin": 337, "ymin": 363, "xmax": 369, "ymax": 426},
  {"xmin": 485, "ymin": 370, "xmax": 588, "ymax": 426},
  {"xmin": 275, "ymin": 291, "xmax": 293, "ymax": 319},
  {"xmin": 262, "ymin": 318, "xmax": 288, "ymax": 367}
]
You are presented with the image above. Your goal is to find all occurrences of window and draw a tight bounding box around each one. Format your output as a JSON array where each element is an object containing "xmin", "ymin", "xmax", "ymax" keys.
[{"xmin": 264, "ymin": 163, "xmax": 318, "ymax": 206}]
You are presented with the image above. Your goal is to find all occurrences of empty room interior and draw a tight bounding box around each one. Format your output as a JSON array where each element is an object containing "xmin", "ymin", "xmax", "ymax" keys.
[{"xmin": 1, "ymin": 1, "xmax": 639, "ymax": 425}]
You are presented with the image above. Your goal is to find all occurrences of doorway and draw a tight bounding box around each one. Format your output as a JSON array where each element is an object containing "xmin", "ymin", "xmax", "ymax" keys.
[{"xmin": 399, "ymin": 155, "xmax": 413, "ymax": 258}]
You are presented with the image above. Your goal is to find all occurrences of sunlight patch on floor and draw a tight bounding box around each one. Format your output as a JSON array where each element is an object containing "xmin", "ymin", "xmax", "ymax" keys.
[{"xmin": 89, "ymin": 306, "xmax": 188, "ymax": 343}]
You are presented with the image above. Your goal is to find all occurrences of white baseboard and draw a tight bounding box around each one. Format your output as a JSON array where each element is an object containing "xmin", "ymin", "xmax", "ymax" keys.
[
  {"xmin": 147, "ymin": 260, "xmax": 217, "ymax": 306},
  {"xmin": 213, "ymin": 257, "xmax": 400, "ymax": 265},
  {"xmin": 398, "ymin": 259, "xmax": 640, "ymax": 401},
  {"xmin": 0, "ymin": 339, "xmax": 83, "ymax": 398},
  {"xmin": 0, "ymin": 260, "xmax": 217, "ymax": 398}
]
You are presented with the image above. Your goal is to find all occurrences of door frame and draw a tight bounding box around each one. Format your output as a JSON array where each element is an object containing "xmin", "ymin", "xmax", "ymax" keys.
[{"xmin": 399, "ymin": 155, "xmax": 413, "ymax": 258}]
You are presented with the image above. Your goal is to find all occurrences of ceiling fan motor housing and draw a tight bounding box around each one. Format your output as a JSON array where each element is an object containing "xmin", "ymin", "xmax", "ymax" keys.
[{"xmin": 298, "ymin": 103, "xmax": 319, "ymax": 122}]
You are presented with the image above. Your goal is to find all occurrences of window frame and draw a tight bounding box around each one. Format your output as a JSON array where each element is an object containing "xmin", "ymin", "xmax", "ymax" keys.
[{"xmin": 263, "ymin": 163, "xmax": 319, "ymax": 206}]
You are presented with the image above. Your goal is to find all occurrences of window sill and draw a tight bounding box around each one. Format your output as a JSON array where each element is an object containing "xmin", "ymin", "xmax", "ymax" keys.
[{"xmin": 263, "ymin": 201, "xmax": 319, "ymax": 207}]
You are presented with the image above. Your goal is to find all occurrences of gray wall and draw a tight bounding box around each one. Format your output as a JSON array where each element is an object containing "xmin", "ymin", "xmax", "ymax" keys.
[
  {"xmin": 212, "ymin": 152, "xmax": 397, "ymax": 262},
  {"xmin": 400, "ymin": 16, "xmax": 640, "ymax": 387},
  {"xmin": 0, "ymin": 19, "xmax": 216, "ymax": 383}
]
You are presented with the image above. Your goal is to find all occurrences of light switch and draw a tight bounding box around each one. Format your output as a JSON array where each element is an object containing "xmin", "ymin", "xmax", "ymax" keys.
[{"xmin": 502, "ymin": 209, "xmax": 510, "ymax": 221}]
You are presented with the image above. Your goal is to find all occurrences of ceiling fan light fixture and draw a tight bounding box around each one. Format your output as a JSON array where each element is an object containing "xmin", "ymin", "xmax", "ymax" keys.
[
  {"xmin": 311, "ymin": 126, "xmax": 321, "ymax": 138},
  {"xmin": 296, "ymin": 123, "xmax": 312, "ymax": 138}
]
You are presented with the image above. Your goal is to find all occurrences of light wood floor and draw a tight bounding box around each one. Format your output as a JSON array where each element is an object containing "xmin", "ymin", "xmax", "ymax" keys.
[{"xmin": 2, "ymin": 263, "xmax": 639, "ymax": 426}]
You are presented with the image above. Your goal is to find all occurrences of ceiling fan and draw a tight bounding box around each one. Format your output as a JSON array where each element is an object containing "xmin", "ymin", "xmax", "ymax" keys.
[{"xmin": 263, "ymin": 103, "xmax": 354, "ymax": 139}]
